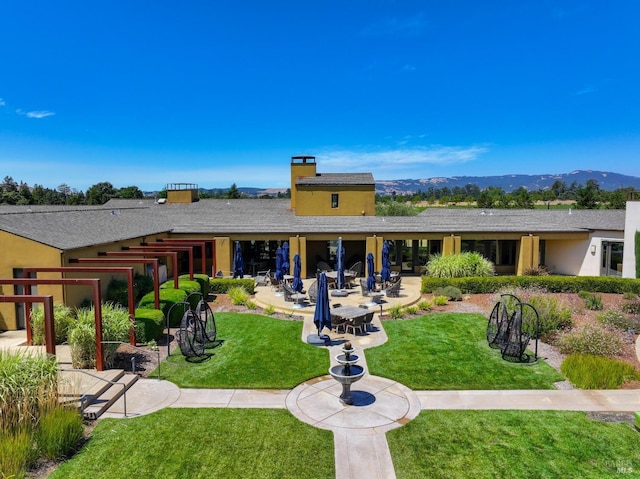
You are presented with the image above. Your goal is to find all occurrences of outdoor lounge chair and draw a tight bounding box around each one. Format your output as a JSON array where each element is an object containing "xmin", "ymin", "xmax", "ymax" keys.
[
  {"xmin": 317, "ymin": 261, "xmax": 333, "ymax": 272},
  {"xmin": 282, "ymin": 282, "xmax": 308, "ymax": 306},
  {"xmin": 384, "ymin": 277, "xmax": 402, "ymax": 297},
  {"xmin": 254, "ymin": 269, "xmax": 270, "ymax": 287},
  {"xmin": 330, "ymin": 314, "xmax": 347, "ymax": 333},
  {"xmin": 345, "ymin": 314, "xmax": 365, "ymax": 335},
  {"xmin": 347, "ymin": 261, "xmax": 363, "ymax": 278}
]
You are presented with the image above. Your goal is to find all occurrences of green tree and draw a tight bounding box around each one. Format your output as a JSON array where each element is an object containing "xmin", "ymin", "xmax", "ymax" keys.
[
  {"xmin": 575, "ymin": 180, "xmax": 599, "ymax": 209},
  {"xmin": 117, "ymin": 185, "xmax": 144, "ymax": 199},
  {"xmin": 227, "ymin": 183, "xmax": 241, "ymax": 199},
  {"xmin": 511, "ymin": 187, "xmax": 534, "ymax": 209},
  {"xmin": 86, "ymin": 182, "xmax": 117, "ymax": 205}
]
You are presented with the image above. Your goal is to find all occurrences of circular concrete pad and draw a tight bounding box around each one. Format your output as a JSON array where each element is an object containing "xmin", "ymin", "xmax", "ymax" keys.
[{"xmin": 286, "ymin": 374, "xmax": 421, "ymax": 434}]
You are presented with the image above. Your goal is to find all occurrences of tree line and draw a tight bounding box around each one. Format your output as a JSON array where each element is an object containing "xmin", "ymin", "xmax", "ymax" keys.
[
  {"xmin": 0, "ymin": 177, "xmax": 143, "ymax": 205},
  {"xmin": 379, "ymin": 179, "xmax": 633, "ymax": 210},
  {"xmin": 1, "ymin": 176, "xmax": 632, "ymax": 210}
]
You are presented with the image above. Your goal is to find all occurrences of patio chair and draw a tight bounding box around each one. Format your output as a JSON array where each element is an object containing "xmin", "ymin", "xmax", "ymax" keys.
[
  {"xmin": 359, "ymin": 304, "xmax": 375, "ymax": 332},
  {"xmin": 254, "ymin": 269, "xmax": 270, "ymax": 287},
  {"xmin": 348, "ymin": 261, "xmax": 363, "ymax": 278},
  {"xmin": 331, "ymin": 314, "xmax": 347, "ymax": 333},
  {"xmin": 268, "ymin": 271, "xmax": 281, "ymax": 292},
  {"xmin": 308, "ymin": 280, "xmax": 318, "ymax": 303},
  {"xmin": 384, "ymin": 277, "xmax": 402, "ymax": 297},
  {"xmin": 317, "ymin": 261, "xmax": 333, "ymax": 272},
  {"xmin": 345, "ymin": 314, "xmax": 365, "ymax": 335}
]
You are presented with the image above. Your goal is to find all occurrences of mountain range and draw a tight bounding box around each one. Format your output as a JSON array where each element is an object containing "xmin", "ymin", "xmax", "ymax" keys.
[
  {"xmin": 375, "ymin": 170, "xmax": 640, "ymax": 195},
  {"xmin": 195, "ymin": 170, "xmax": 640, "ymax": 197}
]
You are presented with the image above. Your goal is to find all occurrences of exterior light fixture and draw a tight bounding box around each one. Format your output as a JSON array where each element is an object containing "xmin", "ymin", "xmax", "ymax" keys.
[{"xmin": 590, "ymin": 245, "xmax": 596, "ymax": 254}]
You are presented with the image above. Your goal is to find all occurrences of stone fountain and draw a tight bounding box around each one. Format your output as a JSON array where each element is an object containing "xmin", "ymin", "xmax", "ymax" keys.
[{"xmin": 328, "ymin": 342, "xmax": 365, "ymax": 405}]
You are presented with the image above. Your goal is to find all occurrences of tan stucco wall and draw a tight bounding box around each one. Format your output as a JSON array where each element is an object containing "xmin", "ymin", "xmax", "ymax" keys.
[
  {"xmin": 167, "ymin": 189, "xmax": 197, "ymax": 203},
  {"xmin": 290, "ymin": 160, "xmax": 317, "ymax": 210},
  {"xmin": 0, "ymin": 231, "xmax": 64, "ymax": 330},
  {"xmin": 294, "ymin": 186, "xmax": 375, "ymax": 216}
]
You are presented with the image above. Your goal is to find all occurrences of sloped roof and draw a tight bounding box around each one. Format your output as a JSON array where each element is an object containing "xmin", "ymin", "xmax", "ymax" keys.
[
  {"xmin": 0, "ymin": 200, "xmax": 626, "ymax": 251},
  {"xmin": 295, "ymin": 173, "xmax": 374, "ymax": 186}
]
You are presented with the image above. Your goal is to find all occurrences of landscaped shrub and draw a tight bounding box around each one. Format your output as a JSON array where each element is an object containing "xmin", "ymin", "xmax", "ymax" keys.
[
  {"xmin": 228, "ymin": 286, "xmax": 249, "ymax": 305},
  {"xmin": 555, "ymin": 323, "xmax": 624, "ymax": 357},
  {"xmin": 522, "ymin": 265, "xmax": 549, "ymax": 276},
  {"xmin": 209, "ymin": 277, "xmax": 255, "ymax": 294},
  {"xmin": 417, "ymin": 299, "xmax": 433, "ymax": 311},
  {"xmin": 0, "ymin": 350, "xmax": 57, "ymax": 476},
  {"xmin": 179, "ymin": 273, "xmax": 210, "ymax": 298},
  {"xmin": 138, "ymin": 288, "xmax": 188, "ymax": 327},
  {"xmin": 597, "ymin": 308, "xmax": 640, "ymax": 333},
  {"xmin": 577, "ymin": 290, "xmax": 591, "ymax": 299},
  {"xmin": 561, "ymin": 354, "xmax": 640, "ymax": 389},
  {"xmin": 433, "ymin": 295, "xmax": 448, "ymax": 306},
  {"xmin": 106, "ymin": 274, "xmax": 155, "ymax": 307},
  {"xmin": 388, "ymin": 304, "xmax": 404, "ymax": 319},
  {"xmin": 161, "ymin": 279, "xmax": 201, "ymax": 302},
  {"xmin": 622, "ymin": 300, "xmax": 640, "ymax": 315},
  {"xmin": 30, "ymin": 303, "xmax": 75, "ymax": 345},
  {"xmin": 134, "ymin": 308, "xmax": 165, "ymax": 343},
  {"xmin": 69, "ymin": 303, "xmax": 132, "ymax": 368},
  {"xmin": 35, "ymin": 406, "xmax": 84, "ymax": 460},
  {"xmin": 264, "ymin": 304, "xmax": 276, "ymax": 315},
  {"xmin": 421, "ymin": 275, "xmax": 640, "ymax": 295},
  {"xmin": 584, "ymin": 293, "xmax": 604, "ymax": 311},
  {"xmin": 424, "ymin": 252, "xmax": 494, "ymax": 278},
  {"xmin": 623, "ymin": 291, "xmax": 638, "ymax": 300},
  {"xmin": 494, "ymin": 286, "xmax": 573, "ymax": 336},
  {"xmin": 404, "ymin": 305, "xmax": 418, "ymax": 315},
  {"xmin": 433, "ymin": 286, "xmax": 462, "ymax": 301}
]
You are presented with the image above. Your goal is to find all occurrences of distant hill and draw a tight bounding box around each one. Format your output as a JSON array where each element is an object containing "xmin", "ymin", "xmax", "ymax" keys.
[
  {"xmin": 146, "ymin": 170, "xmax": 640, "ymax": 198},
  {"xmin": 375, "ymin": 170, "xmax": 640, "ymax": 195}
]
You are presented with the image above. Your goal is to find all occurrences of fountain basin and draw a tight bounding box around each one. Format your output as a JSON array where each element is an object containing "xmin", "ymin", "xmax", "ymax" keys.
[
  {"xmin": 335, "ymin": 353, "xmax": 359, "ymax": 366},
  {"xmin": 329, "ymin": 364, "xmax": 365, "ymax": 405}
]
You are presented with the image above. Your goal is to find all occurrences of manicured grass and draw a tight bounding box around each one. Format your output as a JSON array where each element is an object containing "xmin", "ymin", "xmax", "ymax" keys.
[
  {"xmin": 49, "ymin": 408, "xmax": 334, "ymax": 479},
  {"xmin": 158, "ymin": 313, "xmax": 329, "ymax": 388},
  {"xmin": 388, "ymin": 410, "xmax": 640, "ymax": 478},
  {"xmin": 367, "ymin": 313, "xmax": 564, "ymax": 389}
]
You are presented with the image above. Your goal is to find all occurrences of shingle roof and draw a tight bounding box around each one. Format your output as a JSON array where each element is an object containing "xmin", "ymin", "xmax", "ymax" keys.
[
  {"xmin": 0, "ymin": 200, "xmax": 626, "ymax": 251},
  {"xmin": 295, "ymin": 173, "xmax": 375, "ymax": 186}
]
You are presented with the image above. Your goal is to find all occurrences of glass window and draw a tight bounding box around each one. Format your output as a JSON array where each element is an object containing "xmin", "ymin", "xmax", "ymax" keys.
[{"xmin": 331, "ymin": 194, "xmax": 339, "ymax": 208}]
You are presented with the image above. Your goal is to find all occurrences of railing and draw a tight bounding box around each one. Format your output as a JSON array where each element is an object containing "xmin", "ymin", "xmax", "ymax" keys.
[
  {"xmin": 101, "ymin": 341, "xmax": 161, "ymax": 381},
  {"xmin": 59, "ymin": 368, "xmax": 128, "ymax": 418}
]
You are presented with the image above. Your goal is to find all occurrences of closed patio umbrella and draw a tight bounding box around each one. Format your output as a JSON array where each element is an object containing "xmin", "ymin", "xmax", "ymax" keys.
[
  {"xmin": 336, "ymin": 236, "xmax": 345, "ymax": 290},
  {"xmin": 381, "ymin": 240, "xmax": 391, "ymax": 283},
  {"xmin": 366, "ymin": 252, "xmax": 376, "ymax": 292},
  {"xmin": 232, "ymin": 241, "xmax": 244, "ymax": 278},
  {"xmin": 292, "ymin": 254, "xmax": 303, "ymax": 292},
  {"xmin": 282, "ymin": 241, "xmax": 290, "ymax": 277},
  {"xmin": 308, "ymin": 272, "xmax": 331, "ymax": 345},
  {"xmin": 275, "ymin": 246, "xmax": 283, "ymax": 282}
]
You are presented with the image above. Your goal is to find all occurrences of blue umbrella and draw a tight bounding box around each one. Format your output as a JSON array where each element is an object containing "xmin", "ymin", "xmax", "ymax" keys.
[
  {"xmin": 282, "ymin": 241, "xmax": 290, "ymax": 277},
  {"xmin": 313, "ymin": 272, "xmax": 331, "ymax": 335},
  {"xmin": 336, "ymin": 237, "xmax": 345, "ymax": 290},
  {"xmin": 292, "ymin": 254, "xmax": 303, "ymax": 292},
  {"xmin": 275, "ymin": 246, "xmax": 283, "ymax": 282},
  {"xmin": 232, "ymin": 241, "xmax": 244, "ymax": 278},
  {"xmin": 381, "ymin": 241, "xmax": 391, "ymax": 283},
  {"xmin": 366, "ymin": 252, "xmax": 376, "ymax": 291}
]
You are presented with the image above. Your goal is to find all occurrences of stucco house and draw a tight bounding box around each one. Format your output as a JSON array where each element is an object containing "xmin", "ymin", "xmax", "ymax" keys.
[{"xmin": 0, "ymin": 156, "xmax": 636, "ymax": 331}]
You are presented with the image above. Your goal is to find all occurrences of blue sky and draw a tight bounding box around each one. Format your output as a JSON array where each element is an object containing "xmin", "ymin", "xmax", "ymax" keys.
[{"xmin": 1, "ymin": 1, "xmax": 639, "ymax": 192}]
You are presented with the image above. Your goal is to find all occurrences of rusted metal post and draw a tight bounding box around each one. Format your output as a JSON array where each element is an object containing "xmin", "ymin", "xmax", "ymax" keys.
[{"xmin": 0, "ymin": 295, "xmax": 55, "ymax": 354}]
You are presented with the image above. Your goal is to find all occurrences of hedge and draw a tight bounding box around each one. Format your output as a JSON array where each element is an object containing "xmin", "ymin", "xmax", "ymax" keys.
[
  {"xmin": 421, "ymin": 275, "xmax": 640, "ymax": 294},
  {"xmin": 209, "ymin": 278, "xmax": 255, "ymax": 294},
  {"xmin": 179, "ymin": 273, "xmax": 210, "ymax": 297},
  {"xmin": 134, "ymin": 308, "xmax": 165, "ymax": 343},
  {"xmin": 138, "ymin": 288, "xmax": 188, "ymax": 327}
]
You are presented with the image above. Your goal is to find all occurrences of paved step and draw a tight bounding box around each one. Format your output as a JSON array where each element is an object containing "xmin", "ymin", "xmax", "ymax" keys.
[{"xmin": 59, "ymin": 369, "xmax": 139, "ymax": 420}]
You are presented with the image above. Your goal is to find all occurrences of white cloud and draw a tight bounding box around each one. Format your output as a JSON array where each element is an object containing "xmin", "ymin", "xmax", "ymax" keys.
[
  {"xmin": 318, "ymin": 145, "xmax": 488, "ymax": 177},
  {"xmin": 26, "ymin": 110, "xmax": 56, "ymax": 119},
  {"xmin": 574, "ymin": 85, "xmax": 596, "ymax": 96}
]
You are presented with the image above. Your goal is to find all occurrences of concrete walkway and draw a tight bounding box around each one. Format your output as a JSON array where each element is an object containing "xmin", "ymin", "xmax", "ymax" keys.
[{"xmin": 3, "ymin": 277, "xmax": 640, "ymax": 479}]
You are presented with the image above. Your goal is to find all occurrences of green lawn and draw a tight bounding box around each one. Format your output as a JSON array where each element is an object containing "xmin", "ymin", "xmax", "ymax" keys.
[
  {"xmin": 366, "ymin": 313, "xmax": 564, "ymax": 389},
  {"xmin": 50, "ymin": 409, "xmax": 334, "ymax": 479},
  {"xmin": 388, "ymin": 410, "xmax": 640, "ymax": 479},
  {"xmin": 157, "ymin": 313, "xmax": 329, "ymax": 389}
]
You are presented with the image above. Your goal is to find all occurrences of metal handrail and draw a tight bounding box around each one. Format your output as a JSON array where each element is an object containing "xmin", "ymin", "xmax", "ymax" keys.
[
  {"xmin": 59, "ymin": 368, "xmax": 128, "ymax": 418},
  {"xmin": 101, "ymin": 340, "xmax": 161, "ymax": 381}
]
